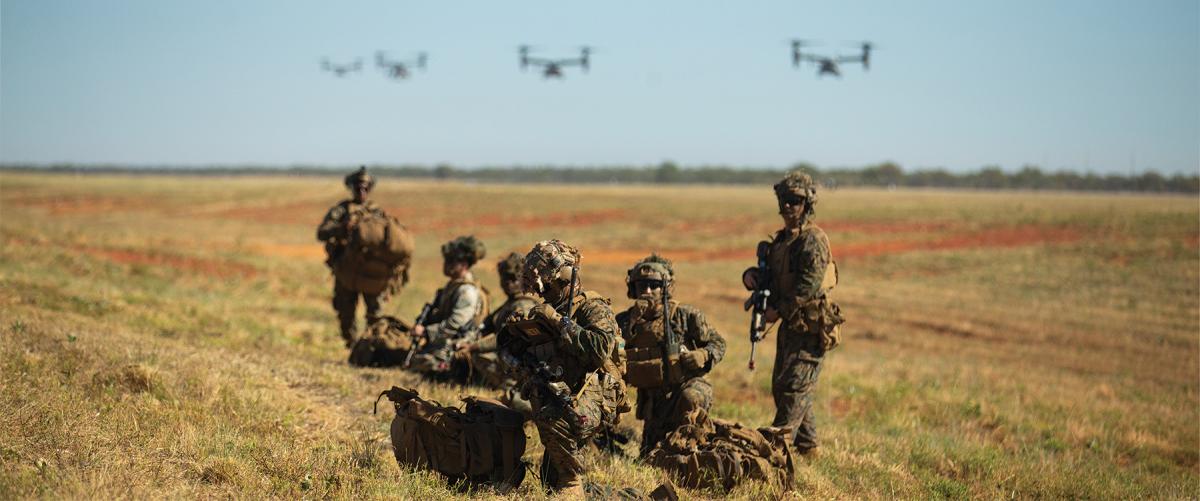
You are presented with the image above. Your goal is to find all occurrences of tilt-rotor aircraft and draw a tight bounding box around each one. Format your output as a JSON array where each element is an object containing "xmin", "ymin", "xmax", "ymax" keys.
[
  {"xmin": 321, "ymin": 58, "xmax": 363, "ymax": 77},
  {"xmin": 518, "ymin": 45, "xmax": 591, "ymax": 79},
  {"xmin": 790, "ymin": 40, "xmax": 873, "ymax": 78},
  {"xmin": 376, "ymin": 51, "xmax": 428, "ymax": 80}
]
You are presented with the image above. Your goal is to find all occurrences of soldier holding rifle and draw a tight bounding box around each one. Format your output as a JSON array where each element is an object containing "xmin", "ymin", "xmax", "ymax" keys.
[
  {"xmin": 497, "ymin": 240, "xmax": 628, "ymax": 495},
  {"xmin": 743, "ymin": 172, "xmax": 844, "ymax": 456}
]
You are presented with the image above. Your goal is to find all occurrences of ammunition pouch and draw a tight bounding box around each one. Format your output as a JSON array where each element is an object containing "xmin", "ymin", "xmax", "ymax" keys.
[
  {"xmin": 623, "ymin": 346, "xmax": 684, "ymax": 389},
  {"xmin": 786, "ymin": 297, "xmax": 845, "ymax": 351}
]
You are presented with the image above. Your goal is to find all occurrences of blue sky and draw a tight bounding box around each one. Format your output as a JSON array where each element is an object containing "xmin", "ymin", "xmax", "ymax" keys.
[{"xmin": 2, "ymin": 1, "xmax": 1197, "ymax": 173}]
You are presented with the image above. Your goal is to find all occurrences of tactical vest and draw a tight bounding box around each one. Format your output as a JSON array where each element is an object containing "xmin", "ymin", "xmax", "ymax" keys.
[
  {"xmin": 519, "ymin": 291, "xmax": 624, "ymax": 388},
  {"xmin": 623, "ymin": 299, "xmax": 686, "ymax": 389},
  {"xmin": 429, "ymin": 277, "xmax": 490, "ymax": 331},
  {"xmin": 486, "ymin": 294, "xmax": 539, "ymax": 335},
  {"xmin": 766, "ymin": 224, "xmax": 843, "ymax": 350}
]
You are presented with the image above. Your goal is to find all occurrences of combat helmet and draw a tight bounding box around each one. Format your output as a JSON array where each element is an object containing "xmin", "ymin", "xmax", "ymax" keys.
[
  {"xmin": 625, "ymin": 253, "xmax": 675, "ymax": 299},
  {"xmin": 497, "ymin": 252, "xmax": 525, "ymax": 281},
  {"xmin": 773, "ymin": 171, "xmax": 818, "ymax": 216},
  {"xmin": 522, "ymin": 239, "xmax": 580, "ymax": 295},
  {"xmin": 344, "ymin": 166, "xmax": 376, "ymax": 190},
  {"xmin": 441, "ymin": 235, "xmax": 487, "ymax": 266}
]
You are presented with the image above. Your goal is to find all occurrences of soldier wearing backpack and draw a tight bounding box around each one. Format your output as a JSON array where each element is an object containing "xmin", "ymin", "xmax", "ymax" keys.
[
  {"xmin": 498, "ymin": 240, "xmax": 628, "ymax": 495},
  {"xmin": 408, "ymin": 236, "xmax": 489, "ymax": 379},
  {"xmin": 317, "ymin": 167, "xmax": 413, "ymax": 346},
  {"xmin": 616, "ymin": 254, "xmax": 726, "ymax": 457}
]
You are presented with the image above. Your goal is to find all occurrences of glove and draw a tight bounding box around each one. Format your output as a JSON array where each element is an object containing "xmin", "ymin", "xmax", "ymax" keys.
[
  {"xmin": 453, "ymin": 343, "xmax": 473, "ymax": 361},
  {"xmin": 680, "ymin": 350, "xmax": 708, "ymax": 372},
  {"xmin": 529, "ymin": 303, "xmax": 563, "ymax": 325}
]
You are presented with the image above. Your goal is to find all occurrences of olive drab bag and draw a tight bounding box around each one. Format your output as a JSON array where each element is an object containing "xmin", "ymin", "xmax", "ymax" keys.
[
  {"xmin": 348, "ymin": 316, "xmax": 413, "ymax": 367},
  {"xmin": 334, "ymin": 211, "xmax": 414, "ymax": 294},
  {"xmin": 646, "ymin": 412, "xmax": 794, "ymax": 492},
  {"xmin": 375, "ymin": 386, "xmax": 527, "ymax": 492}
]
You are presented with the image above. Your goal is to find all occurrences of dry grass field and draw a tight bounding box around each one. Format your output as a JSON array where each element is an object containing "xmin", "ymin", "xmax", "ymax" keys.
[{"xmin": 1, "ymin": 172, "xmax": 1197, "ymax": 499}]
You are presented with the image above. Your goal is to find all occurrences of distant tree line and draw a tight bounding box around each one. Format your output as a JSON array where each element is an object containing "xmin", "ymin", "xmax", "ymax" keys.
[{"xmin": 3, "ymin": 161, "xmax": 1197, "ymax": 193}]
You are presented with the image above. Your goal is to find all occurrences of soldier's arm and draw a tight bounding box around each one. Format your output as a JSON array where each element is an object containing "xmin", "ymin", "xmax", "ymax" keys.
[
  {"xmin": 425, "ymin": 286, "xmax": 480, "ymax": 342},
  {"xmin": 681, "ymin": 305, "xmax": 726, "ymax": 369},
  {"xmin": 560, "ymin": 300, "xmax": 617, "ymax": 371},
  {"xmin": 794, "ymin": 230, "xmax": 831, "ymax": 302},
  {"xmin": 316, "ymin": 204, "xmax": 349, "ymax": 241},
  {"xmin": 614, "ymin": 310, "xmax": 633, "ymax": 341}
]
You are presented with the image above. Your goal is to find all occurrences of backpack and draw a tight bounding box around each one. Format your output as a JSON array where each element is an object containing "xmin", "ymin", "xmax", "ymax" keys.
[
  {"xmin": 348, "ymin": 316, "xmax": 413, "ymax": 367},
  {"xmin": 646, "ymin": 413, "xmax": 794, "ymax": 492},
  {"xmin": 375, "ymin": 386, "xmax": 527, "ymax": 492},
  {"xmin": 335, "ymin": 211, "xmax": 414, "ymax": 294}
]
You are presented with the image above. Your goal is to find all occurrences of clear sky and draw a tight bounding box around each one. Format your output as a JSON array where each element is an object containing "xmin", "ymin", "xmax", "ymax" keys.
[{"xmin": 2, "ymin": 0, "xmax": 1197, "ymax": 174}]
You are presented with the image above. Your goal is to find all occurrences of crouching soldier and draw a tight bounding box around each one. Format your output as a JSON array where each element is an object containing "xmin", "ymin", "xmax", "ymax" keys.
[
  {"xmin": 455, "ymin": 252, "xmax": 540, "ymax": 414},
  {"xmin": 498, "ymin": 240, "xmax": 628, "ymax": 495},
  {"xmin": 617, "ymin": 254, "xmax": 726, "ymax": 457},
  {"xmin": 409, "ymin": 236, "xmax": 489, "ymax": 378},
  {"xmin": 317, "ymin": 167, "xmax": 412, "ymax": 346}
]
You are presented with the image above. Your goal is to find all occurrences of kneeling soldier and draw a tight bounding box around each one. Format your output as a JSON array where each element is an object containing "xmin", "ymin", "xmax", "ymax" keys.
[
  {"xmin": 498, "ymin": 240, "xmax": 628, "ymax": 495},
  {"xmin": 409, "ymin": 236, "xmax": 489, "ymax": 377},
  {"xmin": 456, "ymin": 252, "xmax": 540, "ymax": 414},
  {"xmin": 617, "ymin": 254, "xmax": 726, "ymax": 456}
]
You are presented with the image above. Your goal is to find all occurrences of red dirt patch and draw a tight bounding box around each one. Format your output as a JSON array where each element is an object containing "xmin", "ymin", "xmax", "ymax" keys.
[
  {"xmin": 413, "ymin": 208, "xmax": 631, "ymax": 232},
  {"xmin": 78, "ymin": 247, "xmax": 258, "ymax": 279},
  {"xmin": 821, "ymin": 220, "xmax": 957, "ymax": 234},
  {"xmin": 837, "ymin": 225, "xmax": 1082, "ymax": 260},
  {"xmin": 584, "ymin": 225, "xmax": 1083, "ymax": 265},
  {"xmin": 250, "ymin": 243, "xmax": 326, "ymax": 260},
  {"xmin": 208, "ymin": 201, "xmax": 330, "ymax": 226},
  {"xmin": 4, "ymin": 194, "xmax": 147, "ymax": 215}
]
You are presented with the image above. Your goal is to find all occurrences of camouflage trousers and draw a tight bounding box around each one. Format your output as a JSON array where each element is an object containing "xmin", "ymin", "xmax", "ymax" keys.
[
  {"xmin": 636, "ymin": 377, "xmax": 713, "ymax": 457},
  {"xmin": 332, "ymin": 281, "xmax": 383, "ymax": 345},
  {"xmin": 771, "ymin": 327, "xmax": 825, "ymax": 452},
  {"xmin": 532, "ymin": 373, "xmax": 617, "ymax": 492}
]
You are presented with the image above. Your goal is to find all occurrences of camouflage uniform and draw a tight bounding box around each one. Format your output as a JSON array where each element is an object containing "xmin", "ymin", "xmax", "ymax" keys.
[
  {"xmin": 616, "ymin": 255, "xmax": 726, "ymax": 457},
  {"xmin": 761, "ymin": 172, "xmax": 843, "ymax": 453},
  {"xmin": 466, "ymin": 254, "xmax": 540, "ymax": 415},
  {"xmin": 409, "ymin": 236, "xmax": 488, "ymax": 376},
  {"xmin": 498, "ymin": 240, "xmax": 628, "ymax": 494},
  {"xmin": 317, "ymin": 168, "xmax": 393, "ymax": 345}
]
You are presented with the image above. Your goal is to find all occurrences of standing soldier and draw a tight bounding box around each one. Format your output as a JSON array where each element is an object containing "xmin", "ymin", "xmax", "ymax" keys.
[
  {"xmin": 744, "ymin": 172, "xmax": 844, "ymax": 456},
  {"xmin": 409, "ymin": 236, "xmax": 489, "ymax": 378},
  {"xmin": 616, "ymin": 254, "xmax": 726, "ymax": 457},
  {"xmin": 498, "ymin": 240, "xmax": 628, "ymax": 495},
  {"xmin": 317, "ymin": 167, "xmax": 412, "ymax": 346},
  {"xmin": 456, "ymin": 253, "xmax": 540, "ymax": 411}
]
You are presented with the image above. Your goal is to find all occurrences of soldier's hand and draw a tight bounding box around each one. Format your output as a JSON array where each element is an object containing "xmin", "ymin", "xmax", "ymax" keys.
[
  {"xmin": 529, "ymin": 303, "xmax": 563, "ymax": 325},
  {"xmin": 764, "ymin": 307, "xmax": 780, "ymax": 323},
  {"xmin": 453, "ymin": 343, "xmax": 473, "ymax": 360},
  {"xmin": 412, "ymin": 324, "xmax": 426, "ymax": 339},
  {"xmin": 681, "ymin": 350, "xmax": 708, "ymax": 372}
]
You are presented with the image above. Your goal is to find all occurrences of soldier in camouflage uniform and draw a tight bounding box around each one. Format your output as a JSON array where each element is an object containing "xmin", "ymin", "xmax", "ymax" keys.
[
  {"xmin": 497, "ymin": 240, "xmax": 628, "ymax": 495},
  {"xmin": 744, "ymin": 172, "xmax": 844, "ymax": 455},
  {"xmin": 409, "ymin": 236, "xmax": 489, "ymax": 378},
  {"xmin": 616, "ymin": 254, "xmax": 726, "ymax": 457},
  {"xmin": 455, "ymin": 252, "xmax": 540, "ymax": 414},
  {"xmin": 317, "ymin": 167, "xmax": 394, "ymax": 345}
]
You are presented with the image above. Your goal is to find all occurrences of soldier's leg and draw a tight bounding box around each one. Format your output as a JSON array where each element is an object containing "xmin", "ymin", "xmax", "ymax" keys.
[
  {"xmin": 332, "ymin": 281, "xmax": 359, "ymax": 345},
  {"xmin": 362, "ymin": 291, "xmax": 383, "ymax": 326},
  {"xmin": 790, "ymin": 359, "xmax": 823, "ymax": 452},
  {"xmin": 674, "ymin": 377, "xmax": 713, "ymax": 426},
  {"xmin": 535, "ymin": 415, "xmax": 586, "ymax": 494}
]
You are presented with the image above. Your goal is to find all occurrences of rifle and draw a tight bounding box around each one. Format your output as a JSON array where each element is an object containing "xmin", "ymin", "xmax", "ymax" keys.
[
  {"xmin": 402, "ymin": 303, "xmax": 434, "ymax": 368},
  {"xmin": 502, "ymin": 350, "xmax": 589, "ymax": 427},
  {"xmin": 661, "ymin": 280, "xmax": 682, "ymax": 383},
  {"xmin": 745, "ymin": 241, "xmax": 772, "ymax": 371},
  {"xmin": 560, "ymin": 263, "xmax": 579, "ymax": 318}
]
